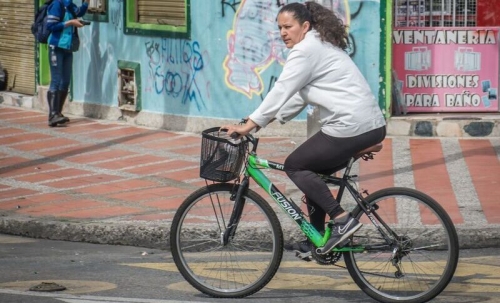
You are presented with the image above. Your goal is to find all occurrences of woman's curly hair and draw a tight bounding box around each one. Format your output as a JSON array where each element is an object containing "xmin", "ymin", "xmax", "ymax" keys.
[{"xmin": 278, "ymin": 1, "xmax": 349, "ymax": 51}]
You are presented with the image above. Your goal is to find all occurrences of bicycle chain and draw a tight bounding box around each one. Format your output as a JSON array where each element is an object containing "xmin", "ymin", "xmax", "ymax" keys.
[{"xmin": 311, "ymin": 249, "xmax": 342, "ymax": 265}]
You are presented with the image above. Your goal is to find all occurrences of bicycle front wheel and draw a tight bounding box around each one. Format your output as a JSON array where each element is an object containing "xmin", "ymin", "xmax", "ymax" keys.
[
  {"xmin": 345, "ymin": 187, "xmax": 459, "ymax": 303},
  {"xmin": 170, "ymin": 183, "xmax": 284, "ymax": 298}
]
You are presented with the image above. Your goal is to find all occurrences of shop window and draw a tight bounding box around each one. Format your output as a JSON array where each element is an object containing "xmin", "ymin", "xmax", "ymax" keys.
[
  {"xmin": 124, "ymin": 0, "xmax": 190, "ymax": 38},
  {"xmin": 395, "ymin": 0, "xmax": 477, "ymax": 27}
]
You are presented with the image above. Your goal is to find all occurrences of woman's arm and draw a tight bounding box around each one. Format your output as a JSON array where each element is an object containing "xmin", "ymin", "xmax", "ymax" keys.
[
  {"xmin": 275, "ymin": 92, "xmax": 307, "ymax": 124},
  {"xmin": 76, "ymin": 0, "xmax": 89, "ymax": 17},
  {"xmin": 46, "ymin": 1, "xmax": 66, "ymax": 31},
  {"xmin": 69, "ymin": 0, "xmax": 89, "ymax": 18},
  {"xmin": 248, "ymin": 48, "xmax": 312, "ymax": 128}
]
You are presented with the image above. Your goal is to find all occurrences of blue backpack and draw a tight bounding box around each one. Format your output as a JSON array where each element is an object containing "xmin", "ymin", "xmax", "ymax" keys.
[{"xmin": 31, "ymin": 0, "xmax": 56, "ymax": 44}]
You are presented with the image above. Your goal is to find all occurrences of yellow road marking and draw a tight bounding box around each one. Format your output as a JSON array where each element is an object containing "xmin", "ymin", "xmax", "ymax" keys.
[{"xmin": 122, "ymin": 256, "xmax": 500, "ymax": 293}]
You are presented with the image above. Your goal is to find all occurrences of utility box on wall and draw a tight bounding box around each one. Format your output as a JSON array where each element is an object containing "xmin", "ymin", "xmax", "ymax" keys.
[{"xmin": 117, "ymin": 60, "xmax": 141, "ymax": 112}]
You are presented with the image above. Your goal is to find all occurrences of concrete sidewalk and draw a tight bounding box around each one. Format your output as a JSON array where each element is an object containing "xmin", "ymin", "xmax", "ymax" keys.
[{"xmin": 0, "ymin": 105, "xmax": 499, "ymax": 249}]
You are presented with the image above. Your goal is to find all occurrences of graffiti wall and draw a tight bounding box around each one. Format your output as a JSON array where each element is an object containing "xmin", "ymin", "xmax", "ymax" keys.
[{"xmin": 71, "ymin": 0, "xmax": 382, "ymax": 122}]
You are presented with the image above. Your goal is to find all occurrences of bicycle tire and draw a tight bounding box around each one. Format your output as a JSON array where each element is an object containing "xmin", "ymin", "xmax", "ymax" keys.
[
  {"xmin": 170, "ymin": 183, "xmax": 284, "ymax": 298},
  {"xmin": 344, "ymin": 187, "xmax": 459, "ymax": 303}
]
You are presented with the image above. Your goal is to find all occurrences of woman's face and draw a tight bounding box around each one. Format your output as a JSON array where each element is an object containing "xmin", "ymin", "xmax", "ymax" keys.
[{"xmin": 278, "ymin": 11, "xmax": 310, "ymax": 49}]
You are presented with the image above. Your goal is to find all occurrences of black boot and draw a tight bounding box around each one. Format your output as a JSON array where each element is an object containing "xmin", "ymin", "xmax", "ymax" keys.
[
  {"xmin": 57, "ymin": 90, "xmax": 70, "ymax": 123},
  {"xmin": 47, "ymin": 90, "xmax": 66, "ymax": 127}
]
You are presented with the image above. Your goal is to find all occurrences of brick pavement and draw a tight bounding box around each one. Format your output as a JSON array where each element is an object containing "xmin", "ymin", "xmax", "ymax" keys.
[{"xmin": 0, "ymin": 105, "xmax": 499, "ymax": 248}]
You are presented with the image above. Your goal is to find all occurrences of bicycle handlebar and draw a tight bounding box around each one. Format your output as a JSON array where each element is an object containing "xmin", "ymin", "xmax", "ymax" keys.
[{"xmin": 221, "ymin": 118, "xmax": 259, "ymax": 153}]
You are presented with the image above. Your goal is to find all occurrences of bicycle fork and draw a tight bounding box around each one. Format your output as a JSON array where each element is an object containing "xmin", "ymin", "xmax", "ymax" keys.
[{"xmin": 221, "ymin": 177, "xmax": 249, "ymax": 246}]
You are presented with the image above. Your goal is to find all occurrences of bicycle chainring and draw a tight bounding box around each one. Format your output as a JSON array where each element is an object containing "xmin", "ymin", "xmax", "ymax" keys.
[{"xmin": 311, "ymin": 249, "xmax": 342, "ymax": 265}]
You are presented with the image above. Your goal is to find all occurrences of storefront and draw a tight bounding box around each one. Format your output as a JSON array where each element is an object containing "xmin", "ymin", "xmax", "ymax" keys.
[
  {"xmin": 0, "ymin": 0, "xmax": 36, "ymax": 95},
  {"xmin": 392, "ymin": 0, "xmax": 500, "ymax": 114}
]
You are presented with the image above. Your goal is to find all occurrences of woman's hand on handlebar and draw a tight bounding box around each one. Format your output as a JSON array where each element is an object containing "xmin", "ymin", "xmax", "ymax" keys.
[{"xmin": 220, "ymin": 119, "xmax": 259, "ymax": 139}]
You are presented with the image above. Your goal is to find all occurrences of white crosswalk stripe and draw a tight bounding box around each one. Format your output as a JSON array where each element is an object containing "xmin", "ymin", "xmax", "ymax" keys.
[{"xmin": 0, "ymin": 288, "xmax": 209, "ymax": 303}]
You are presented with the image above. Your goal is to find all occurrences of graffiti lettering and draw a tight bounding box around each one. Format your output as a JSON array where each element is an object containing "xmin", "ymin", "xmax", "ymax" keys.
[
  {"xmin": 221, "ymin": 0, "xmax": 241, "ymax": 17},
  {"xmin": 145, "ymin": 39, "xmax": 207, "ymax": 111}
]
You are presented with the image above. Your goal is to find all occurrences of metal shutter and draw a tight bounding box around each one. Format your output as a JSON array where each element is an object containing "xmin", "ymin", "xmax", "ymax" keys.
[
  {"xmin": 137, "ymin": 0, "xmax": 186, "ymax": 26},
  {"xmin": 0, "ymin": 0, "xmax": 36, "ymax": 95}
]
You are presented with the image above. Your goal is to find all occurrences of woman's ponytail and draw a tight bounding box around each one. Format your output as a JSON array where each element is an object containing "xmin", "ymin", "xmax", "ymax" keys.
[{"xmin": 304, "ymin": 1, "xmax": 349, "ymax": 51}]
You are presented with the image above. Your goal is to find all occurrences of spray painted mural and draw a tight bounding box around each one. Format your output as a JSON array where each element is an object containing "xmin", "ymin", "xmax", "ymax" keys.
[
  {"xmin": 71, "ymin": 0, "xmax": 381, "ymax": 121},
  {"xmin": 223, "ymin": 0, "xmax": 350, "ymax": 98}
]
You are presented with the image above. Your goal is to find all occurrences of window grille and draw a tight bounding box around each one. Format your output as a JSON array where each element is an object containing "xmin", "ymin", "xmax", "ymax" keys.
[
  {"xmin": 395, "ymin": 0, "xmax": 477, "ymax": 27},
  {"xmin": 137, "ymin": 0, "xmax": 186, "ymax": 26},
  {"xmin": 124, "ymin": 0, "xmax": 189, "ymax": 38}
]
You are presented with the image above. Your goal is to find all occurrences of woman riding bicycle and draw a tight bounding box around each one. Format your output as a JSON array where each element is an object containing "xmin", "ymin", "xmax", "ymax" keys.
[{"xmin": 222, "ymin": 2, "xmax": 386, "ymax": 254}]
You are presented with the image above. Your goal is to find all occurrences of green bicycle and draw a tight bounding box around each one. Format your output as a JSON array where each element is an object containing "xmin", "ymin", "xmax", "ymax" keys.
[{"xmin": 170, "ymin": 127, "xmax": 459, "ymax": 303}]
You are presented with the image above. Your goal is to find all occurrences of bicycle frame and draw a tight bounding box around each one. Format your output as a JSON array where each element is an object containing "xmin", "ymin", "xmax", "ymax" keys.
[
  {"xmin": 220, "ymin": 133, "xmax": 394, "ymax": 252},
  {"xmin": 242, "ymin": 152, "xmax": 371, "ymax": 250}
]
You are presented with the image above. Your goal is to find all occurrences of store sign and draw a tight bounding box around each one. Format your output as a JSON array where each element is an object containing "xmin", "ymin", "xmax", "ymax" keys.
[{"xmin": 393, "ymin": 27, "xmax": 500, "ymax": 112}]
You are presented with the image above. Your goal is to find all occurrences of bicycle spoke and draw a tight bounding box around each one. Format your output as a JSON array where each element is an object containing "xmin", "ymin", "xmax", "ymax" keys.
[
  {"xmin": 344, "ymin": 188, "xmax": 459, "ymax": 303},
  {"xmin": 171, "ymin": 183, "xmax": 283, "ymax": 298},
  {"xmin": 179, "ymin": 238, "xmax": 221, "ymax": 251}
]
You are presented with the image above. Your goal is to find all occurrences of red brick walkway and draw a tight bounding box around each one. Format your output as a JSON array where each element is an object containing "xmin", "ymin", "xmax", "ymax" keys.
[{"xmin": 0, "ymin": 105, "xmax": 499, "ymax": 228}]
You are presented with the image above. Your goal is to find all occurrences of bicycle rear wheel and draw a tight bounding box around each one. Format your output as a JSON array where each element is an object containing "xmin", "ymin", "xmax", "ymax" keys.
[
  {"xmin": 170, "ymin": 183, "xmax": 284, "ymax": 298},
  {"xmin": 344, "ymin": 187, "xmax": 459, "ymax": 303}
]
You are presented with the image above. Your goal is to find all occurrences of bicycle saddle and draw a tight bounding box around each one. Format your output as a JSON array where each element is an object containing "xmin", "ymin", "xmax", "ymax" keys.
[{"xmin": 355, "ymin": 143, "xmax": 383, "ymax": 158}]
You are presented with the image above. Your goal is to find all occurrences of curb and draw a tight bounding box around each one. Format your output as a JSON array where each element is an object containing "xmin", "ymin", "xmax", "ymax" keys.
[{"xmin": 1, "ymin": 216, "xmax": 499, "ymax": 250}]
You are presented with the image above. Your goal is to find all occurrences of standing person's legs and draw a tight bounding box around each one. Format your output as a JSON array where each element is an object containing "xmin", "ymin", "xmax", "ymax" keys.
[
  {"xmin": 57, "ymin": 51, "xmax": 73, "ymax": 123},
  {"xmin": 47, "ymin": 47, "xmax": 66, "ymax": 126}
]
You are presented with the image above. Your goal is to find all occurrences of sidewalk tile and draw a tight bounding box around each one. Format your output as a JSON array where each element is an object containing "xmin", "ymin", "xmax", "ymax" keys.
[
  {"xmin": 13, "ymin": 137, "xmax": 81, "ymax": 152},
  {"xmin": 95, "ymin": 154, "xmax": 167, "ymax": 170},
  {"xmin": 60, "ymin": 206, "xmax": 145, "ymax": 219},
  {"xmin": 410, "ymin": 139, "xmax": 464, "ymax": 224},
  {"xmin": 16, "ymin": 199, "xmax": 105, "ymax": 216},
  {"xmin": 66, "ymin": 149, "xmax": 138, "ymax": 164},
  {"xmin": 0, "ymin": 187, "xmax": 39, "ymax": 199},
  {"xmin": 0, "ymin": 133, "xmax": 52, "ymax": 145},
  {"xmin": 460, "ymin": 139, "xmax": 500, "ymax": 224}
]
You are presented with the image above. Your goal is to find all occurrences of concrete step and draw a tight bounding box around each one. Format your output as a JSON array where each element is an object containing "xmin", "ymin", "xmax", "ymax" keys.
[
  {"xmin": 388, "ymin": 113, "xmax": 500, "ymax": 137},
  {"xmin": 1, "ymin": 91, "xmax": 499, "ymax": 137}
]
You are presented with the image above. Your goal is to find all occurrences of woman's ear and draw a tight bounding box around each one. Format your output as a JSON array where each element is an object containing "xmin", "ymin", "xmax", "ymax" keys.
[{"xmin": 302, "ymin": 21, "xmax": 311, "ymax": 32}]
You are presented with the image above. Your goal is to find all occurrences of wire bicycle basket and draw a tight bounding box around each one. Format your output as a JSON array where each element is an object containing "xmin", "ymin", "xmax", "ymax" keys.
[{"xmin": 199, "ymin": 127, "xmax": 248, "ymax": 182}]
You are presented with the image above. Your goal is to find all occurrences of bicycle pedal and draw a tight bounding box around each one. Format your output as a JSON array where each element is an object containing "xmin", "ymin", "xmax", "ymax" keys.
[
  {"xmin": 338, "ymin": 238, "xmax": 352, "ymax": 247},
  {"xmin": 294, "ymin": 251, "xmax": 312, "ymax": 262}
]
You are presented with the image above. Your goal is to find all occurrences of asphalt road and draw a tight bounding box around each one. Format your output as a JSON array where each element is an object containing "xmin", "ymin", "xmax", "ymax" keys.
[{"xmin": 1, "ymin": 234, "xmax": 499, "ymax": 303}]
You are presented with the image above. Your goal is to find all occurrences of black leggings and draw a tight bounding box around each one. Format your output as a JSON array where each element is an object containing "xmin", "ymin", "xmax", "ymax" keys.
[{"xmin": 284, "ymin": 126, "xmax": 386, "ymax": 232}]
